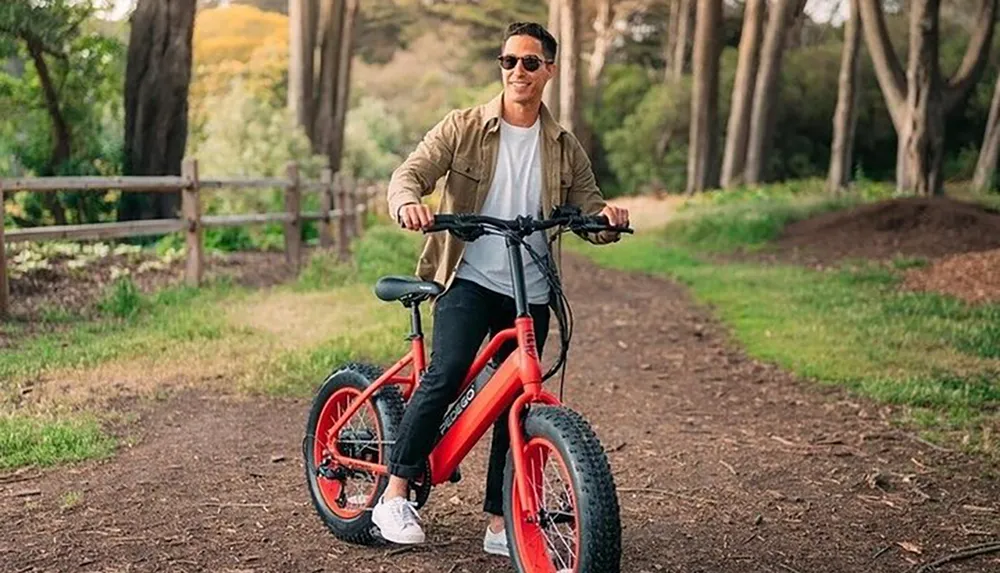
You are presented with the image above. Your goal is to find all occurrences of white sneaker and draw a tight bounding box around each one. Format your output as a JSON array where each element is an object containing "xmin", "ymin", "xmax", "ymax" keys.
[
  {"xmin": 483, "ymin": 525, "xmax": 509, "ymax": 557},
  {"xmin": 371, "ymin": 495, "xmax": 425, "ymax": 544}
]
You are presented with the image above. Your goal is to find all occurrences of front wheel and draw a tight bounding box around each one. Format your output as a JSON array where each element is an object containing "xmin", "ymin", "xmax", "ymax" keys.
[{"xmin": 503, "ymin": 405, "xmax": 622, "ymax": 573}]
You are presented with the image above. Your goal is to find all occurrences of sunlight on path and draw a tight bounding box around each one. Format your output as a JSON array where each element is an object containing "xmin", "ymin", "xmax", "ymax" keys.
[
  {"xmin": 607, "ymin": 194, "xmax": 683, "ymax": 231},
  {"xmin": 24, "ymin": 285, "xmax": 387, "ymax": 410}
]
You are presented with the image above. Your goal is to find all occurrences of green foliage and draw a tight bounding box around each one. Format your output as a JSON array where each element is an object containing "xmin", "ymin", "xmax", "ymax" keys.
[
  {"xmin": 341, "ymin": 97, "xmax": 406, "ymax": 182},
  {"xmin": 97, "ymin": 276, "xmax": 144, "ymax": 319},
  {"xmin": 296, "ymin": 225, "xmax": 423, "ymax": 291},
  {"xmin": 0, "ymin": 413, "xmax": 116, "ymax": 469},
  {"xmin": 0, "ymin": 1, "xmax": 125, "ymax": 227},
  {"xmin": 602, "ymin": 80, "xmax": 691, "ymax": 195}
]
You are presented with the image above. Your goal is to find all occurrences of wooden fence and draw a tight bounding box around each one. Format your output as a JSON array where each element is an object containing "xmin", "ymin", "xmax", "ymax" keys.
[{"xmin": 0, "ymin": 158, "xmax": 383, "ymax": 318}]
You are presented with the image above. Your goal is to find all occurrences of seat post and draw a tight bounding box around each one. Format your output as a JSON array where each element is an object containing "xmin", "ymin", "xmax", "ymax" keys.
[{"xmin": 408, "ymin": 302, "xmax": 424, "ymax": 340}]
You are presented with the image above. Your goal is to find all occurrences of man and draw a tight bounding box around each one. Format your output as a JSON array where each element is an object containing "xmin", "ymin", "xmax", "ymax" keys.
[{"xmin": 376, "ymin": 21, "xmax": 629, "ymax": 556}]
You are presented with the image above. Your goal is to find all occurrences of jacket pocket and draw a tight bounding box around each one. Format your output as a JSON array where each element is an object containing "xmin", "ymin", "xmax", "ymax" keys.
[{"xmin": 446, "ymin": 155, "xmax": 482, "ymax": 213}]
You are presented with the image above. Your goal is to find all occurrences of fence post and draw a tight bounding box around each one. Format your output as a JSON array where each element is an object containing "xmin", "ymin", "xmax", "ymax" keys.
[
  {"xmin": 182, "ymin": 158, "xmax": 203, "ymax": 287},
  {"xmin": 319, "ymin": 167, "xmax": 333, "ymax": 248},
  {"xmin": 284, "ymin": 162, "xmax": 302, "ymax": 273},
  {"xmin": 354, "ymin": 180, "xmax": 366, "ymax": 238},
  {"xmin": 0, "ymin": 183, "xmax": 8, "ymax": 319},
  {"xmin": 334, "ymin": 172, "xmax": 350, "ymax": 261}
]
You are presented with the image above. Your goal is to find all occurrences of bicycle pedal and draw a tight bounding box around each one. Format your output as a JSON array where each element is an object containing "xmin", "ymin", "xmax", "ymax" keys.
[{"xmin": 449, "ymin": 467, "xmax": 462, "ymax": 483}]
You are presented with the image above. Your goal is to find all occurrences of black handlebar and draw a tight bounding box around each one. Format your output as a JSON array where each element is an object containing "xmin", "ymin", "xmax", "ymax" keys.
[{"xmin": 422, "ymin": 211, "xmax": 634, "ymax": 237}]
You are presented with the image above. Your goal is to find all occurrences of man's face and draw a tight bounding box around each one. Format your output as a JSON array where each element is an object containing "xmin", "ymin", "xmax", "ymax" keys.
[{"xmin": 499, "ymin": 35, "xmax": 554, "ymax": 105}]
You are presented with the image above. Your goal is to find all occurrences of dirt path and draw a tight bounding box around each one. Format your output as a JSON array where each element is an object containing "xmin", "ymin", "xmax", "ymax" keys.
[{"xmin": 3, "ymin": 253, "xmax": 999, "ymax": 573}]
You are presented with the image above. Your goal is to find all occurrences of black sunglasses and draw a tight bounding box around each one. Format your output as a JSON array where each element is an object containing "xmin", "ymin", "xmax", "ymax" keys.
[{"xmin": 497, "ymin": 54, "xmax": 552, "ymax": 72}]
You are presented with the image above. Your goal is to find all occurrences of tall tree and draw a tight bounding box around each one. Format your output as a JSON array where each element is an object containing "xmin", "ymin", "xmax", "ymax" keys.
[
  {"xmin": 973, "ymin": 71, "xmax": 1000, "ymax": 191},
  {"xmin": 559, "ymin": 0, "xmax": 581, "ymax": 135},
  {"xmin": 859, "ymin": 0, "xmax": 998, "ymax": 195},
  {"xmin": 743, "ymin": 0, "xmax": 807, "ymax": 185},
  {"xmin": 288, "ymin": 0, "xmax": 317, "ymax": 138},
  {"xmin": 543, "ymin": 0, "xmax": 560, "ymax": 119},
  {"xmin": 588, "ymin": 0, "xmax": 614, "ymax": 88},
  {"xmin": 313, "ymin": 0, "xmax": 346, "ymax": 159},
  {"xmin": 686, "ymin": 0, "xmax": 722, "ymax": 194},
  {"xmin": 329, "ymin": 0, "xmax": 359, "ymax": 174},
  {"xmin": 669, "ymin": 0, "xmax": 693, "ymax": 82},
  {"xmin": 120, "ymin": 0, "xmax": 197, "ymax": 221},
  {"xmin": 827, "ymin": 0, "xmax": 863, "ymax": 192},
  {"xmin": 720, "ymin": 0, "xmax": 765, "ymax": 188}
]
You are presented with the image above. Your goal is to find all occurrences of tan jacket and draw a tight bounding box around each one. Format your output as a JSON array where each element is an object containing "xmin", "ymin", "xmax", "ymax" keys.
[{"xmin": 386, "ymin": 91, "xmax": 614, "ymax": 292}]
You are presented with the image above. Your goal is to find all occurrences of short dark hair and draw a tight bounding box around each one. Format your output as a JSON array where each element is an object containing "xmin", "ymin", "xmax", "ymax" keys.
[{"xmin": 502, "ymin": 22, "xmax": 557, "ymax": 61}]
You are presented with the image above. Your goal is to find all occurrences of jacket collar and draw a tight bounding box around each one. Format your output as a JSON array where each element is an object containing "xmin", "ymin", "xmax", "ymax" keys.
[{"xmin": 482, "ymin": 91, "xmax": 562, "ymax": 141}]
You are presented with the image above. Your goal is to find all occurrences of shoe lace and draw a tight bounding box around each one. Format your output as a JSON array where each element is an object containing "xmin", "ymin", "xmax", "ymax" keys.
[{"xmin": 390, "ymin": 497, "xmax": 421, "ymax": 527}]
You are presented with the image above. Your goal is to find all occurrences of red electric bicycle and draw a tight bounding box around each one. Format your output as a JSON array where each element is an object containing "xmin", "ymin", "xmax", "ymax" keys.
[{"xmin": 303, "ymin": 207, "xmax": 631, "ymax": 573}]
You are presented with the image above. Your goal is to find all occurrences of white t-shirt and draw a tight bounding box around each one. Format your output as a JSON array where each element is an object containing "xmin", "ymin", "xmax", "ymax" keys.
[{"xmin": 454, "ymin": 117, "xmax": 551, "ymax": 304}]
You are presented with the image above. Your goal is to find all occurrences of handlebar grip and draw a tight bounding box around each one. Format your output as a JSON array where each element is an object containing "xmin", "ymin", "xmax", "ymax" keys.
[{"xmin": 422, "ymin": 214, "xmax": 460, "ymax": 233}]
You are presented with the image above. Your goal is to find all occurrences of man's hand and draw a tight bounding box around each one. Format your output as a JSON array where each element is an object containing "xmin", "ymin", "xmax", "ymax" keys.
[
  {"xmin": 398, "ymin": 203, "xmax": 434, "ymax": 231},
  {"xmin": 599, "ymin": 204, "xmax": 630, "ymax": 238}
]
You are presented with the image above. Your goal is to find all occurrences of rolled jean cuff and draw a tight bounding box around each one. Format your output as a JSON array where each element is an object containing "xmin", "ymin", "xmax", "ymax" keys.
[
  {"xmin": 482, "ymin": 499, "xmax": 503, "ymax": 516},
  {"xmin": 388, "ymin": 460, "xmax": 425, "ymax": 479}
]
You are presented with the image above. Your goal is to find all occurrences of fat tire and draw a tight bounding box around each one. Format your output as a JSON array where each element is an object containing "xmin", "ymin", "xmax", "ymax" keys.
[
  {"xmin": 303, "ymin": 362, "xmax": 405, "ymax": 546},
  {"xmin": 503, "ymin": 405, "xmax": 622, "ymax": 573}
]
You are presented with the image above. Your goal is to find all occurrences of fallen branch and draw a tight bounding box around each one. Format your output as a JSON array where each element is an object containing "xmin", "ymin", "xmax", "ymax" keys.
[
  {"xmin": 777, "ymin": 563, "xmax": 803, "ymax": 573},
  {"xmin": 906, "ymin": 433, "xmax": 952, "ymax": 453},
  {"xmin": 871, "ymin": 544, "xmax": 893, "ymax": 560},
  {"xmin": 0, "ymin": 473, "xmax": 42, "ymax": 485},
  {"xmin": 200, "ymin": 502, "xmax": 269, "ymax": 509},
  {"xmin": 914, "ymin": 542, "xmax": 1000, "ymax": 572},
  {"xmin": 719, "ymin": 460, "xmax": 737, "ymax": 476}
]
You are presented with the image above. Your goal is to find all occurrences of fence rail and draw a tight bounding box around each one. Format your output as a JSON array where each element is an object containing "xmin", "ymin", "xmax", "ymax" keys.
[{"xmin": 0, "ymin": 158, "xmax": 383, "ymax": 318}]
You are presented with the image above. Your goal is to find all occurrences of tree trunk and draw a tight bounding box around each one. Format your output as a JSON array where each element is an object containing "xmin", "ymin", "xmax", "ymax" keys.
[
  {"xmin": 664, "ymin": 0, "xmax": 680, "ymax": 79},
  {"xmin": 670, "ymin": 0, "xmax": 693, "ymax": 82},
  {"xmin": 973, "ymin": 72, "xmax": 1000, "ymax": 191},
  {"xmin": 588, "ymin": 0, "xmax": 613, "ymax": 88},
  {"xmin": 743, "ymin": 0, "xmax": 807, "ymax": 184},
  {"xmin": 329, "ymin": 0, "xmax": 358, "ymax": 174},
  {"xmin": 26, "ymin": 38, "xmax": 69, "ymax": 225},
  {"xmin": 720, "ymin": 0, "xmax": 765, "ymax": 188},
  {"xmin": 313, "ymin": 0, "xmax": 345, "ymax": 159},
  {"xmin": 559, "ymin": 0, "xmax": 581, "ymax": 135},
  {"xmin": 686, "ymin": 0, "xmax": 722, "ymax": 194},
  {"xmin": 899, "ymin": 0, "xmax": 945, "ymax": 196},
  {"xmin": 858, "ymin": 0, "xmax": 997, "ymax": 195},
  {"xmin": 827, "ymin": 0, "xmax": 862, "ymax": 192},
  {"xmin": 543, "ymin": 0, "xmax": 560, "ymax": 119},
  {"xmin": 288, "ymin": 0, "xmax": 316, "ymax": 138},
  {"xmin": 121, "ymin": 0, "xmax": 196, "ymax": 221}
]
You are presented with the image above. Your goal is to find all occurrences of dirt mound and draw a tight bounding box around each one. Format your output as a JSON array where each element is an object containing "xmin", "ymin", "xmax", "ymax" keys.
[
  {"xmin": 775, "ymin": 196, "xmax": 1000, "ymax": 264},
  {"xmin": 903, "ymin": 248, "xmax": 1000, "ymax": 304}
]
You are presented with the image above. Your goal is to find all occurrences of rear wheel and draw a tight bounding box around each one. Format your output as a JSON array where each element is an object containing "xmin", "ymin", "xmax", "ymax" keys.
[
  {"xmin": 503, "ymin": 405, "xmax": 621, "ymax": 573},
  {"xmin": 303, "ymin": 362, "xmax": 404, "ymax": 545}
]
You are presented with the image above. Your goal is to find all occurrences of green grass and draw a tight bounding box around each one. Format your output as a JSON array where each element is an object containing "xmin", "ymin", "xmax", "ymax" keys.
[
  {"xmin": 0, "ymin": 278, "xmax": 246, "ymax": 397},
  {"xmin": 662, "ymin": 178, "xmax": 899, "ymax": 251},
  {"xmin": 571, "ymin": 183, "xmax": 1000, "ymax": 456},
  {"xmin": 0, "ymin": 413, "xmax": 116, "ymax": 470},
  {"xmin": 248, "ymin": 225, "xmax": 427, "ymax": 396},
  {"xmin": 0, "ymin": 225, "xmax": 424, "ymax": 471}
]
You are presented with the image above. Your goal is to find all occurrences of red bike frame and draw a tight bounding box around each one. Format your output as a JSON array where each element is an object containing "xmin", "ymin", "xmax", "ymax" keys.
[{"xmin": 322, "ymin": 312, "xmax": 558, "ymax": 519}]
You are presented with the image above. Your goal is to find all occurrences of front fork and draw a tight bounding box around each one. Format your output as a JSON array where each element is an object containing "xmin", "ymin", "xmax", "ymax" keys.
[{"xmin": 507, "ymin": 387, "xmax": 561, "ymax": 520}]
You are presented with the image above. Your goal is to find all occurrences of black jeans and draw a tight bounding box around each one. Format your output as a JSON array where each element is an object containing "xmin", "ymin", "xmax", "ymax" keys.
[{"xmin": 388, "ymin": 278, "xmax": 550, "ymax": 516}]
